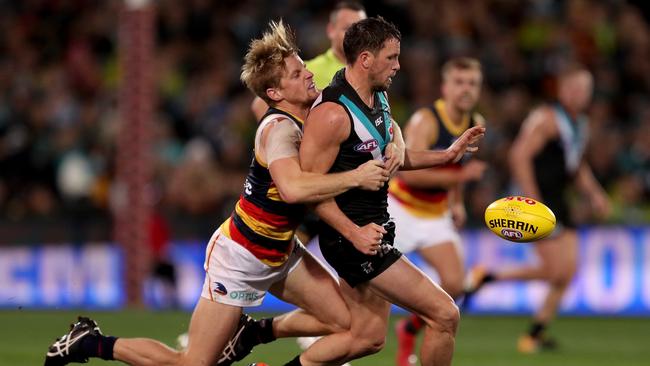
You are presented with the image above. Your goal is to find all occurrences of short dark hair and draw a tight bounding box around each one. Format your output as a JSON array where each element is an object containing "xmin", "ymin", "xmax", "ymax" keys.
[
  {"xmin": 343, "ymin": 16, "xmax": 401, "ymax": 65},
  {"xmin": 330, "ymin": 1, "xmax": 366, "ymax": 23}
]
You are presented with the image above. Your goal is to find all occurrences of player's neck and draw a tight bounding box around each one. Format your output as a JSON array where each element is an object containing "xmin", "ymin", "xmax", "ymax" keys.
[
  {"xmin": 275, "ymin": 102, "xmax": 310, "ymax": 122},
  {"xmin": 444, "ymin": 101, "xmax": 466, "ymax": 125},
  {"xmin": 345, "ymin": 67, "xmax": 374, "ymax": 107}
]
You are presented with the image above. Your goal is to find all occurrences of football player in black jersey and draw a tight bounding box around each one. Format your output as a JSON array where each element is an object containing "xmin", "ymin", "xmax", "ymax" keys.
[
  {"xmin": 465, "ymin": 64, "xmax": 610, "ymax": 353},
  {"xmin": 300, "ymin": 17, "xmax": 485, "ymax": 366}
]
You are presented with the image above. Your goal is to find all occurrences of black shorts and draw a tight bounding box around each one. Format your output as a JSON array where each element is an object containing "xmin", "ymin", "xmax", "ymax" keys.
[
  {"xmin": 543, "ymin": 195, "xmax": 575, "ymax": 229},
  {"xmin": 319, "ymin": 220, "xmax": 402, "ymax": 287}
]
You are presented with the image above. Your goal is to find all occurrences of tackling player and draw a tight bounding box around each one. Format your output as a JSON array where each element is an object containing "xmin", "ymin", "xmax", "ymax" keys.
[{"xmin": 44, "ymin": 20, "xmax": 390, "ymax": 366}]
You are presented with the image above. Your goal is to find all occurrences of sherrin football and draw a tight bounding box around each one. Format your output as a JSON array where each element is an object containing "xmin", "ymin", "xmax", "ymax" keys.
[{"xmin": 484, "ymin": 196, "xmax": 556, "ymax": 242}]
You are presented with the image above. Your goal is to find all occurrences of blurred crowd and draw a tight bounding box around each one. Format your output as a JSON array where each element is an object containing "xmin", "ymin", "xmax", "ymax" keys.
[{"xmin": 0, "ymin": 0, "xmax": 648, "ymax": 243}]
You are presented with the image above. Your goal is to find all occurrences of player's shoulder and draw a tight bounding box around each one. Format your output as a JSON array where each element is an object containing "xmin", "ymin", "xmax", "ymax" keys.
[
  {"xmin": 523, "ymin": 104, "xmax": 557, "ymax": 135},
  {"xmin": 407, "ymin": 107, "xmax": 437, "ymax": 127}
]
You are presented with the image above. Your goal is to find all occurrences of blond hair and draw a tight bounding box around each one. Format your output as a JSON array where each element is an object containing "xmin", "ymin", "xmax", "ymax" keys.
[
  {"xmin": 441, "ymin": 57, "xmax": 482, "ymax": 79},
  {"xmin": 241, "ymin": 20, "xmax": 299, "ymax": 105}
]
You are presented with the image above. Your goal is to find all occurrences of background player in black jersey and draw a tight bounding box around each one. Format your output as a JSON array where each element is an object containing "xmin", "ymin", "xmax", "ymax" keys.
[
  {"xmin": 300, "ymin": 17, "xmax": 485, "ymax": 366},
  {"xmin": 389, "ymin": 57, "xmax": 487, "ymax": 366},
  {"xmin": 464, "ymin": 64, "xmax": 610, "ymax": 353},
  {"xmin": 44, "ymin": 20, "xmax": 390, "ymax": 366}
]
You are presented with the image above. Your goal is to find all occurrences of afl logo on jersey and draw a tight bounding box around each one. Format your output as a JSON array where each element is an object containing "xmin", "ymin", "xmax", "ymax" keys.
[{"xmin": 354, "ymin": 139, "xmax": 379, "ymax": 153}]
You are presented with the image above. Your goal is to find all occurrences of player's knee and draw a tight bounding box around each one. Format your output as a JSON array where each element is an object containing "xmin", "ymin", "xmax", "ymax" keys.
[
  {"xmin": 422, "ymin": 300, "xmax": 459, "ymax": 335},
  {"xmin": 351, "ymin": 334, "xmax": 386, "ymax": 357}
]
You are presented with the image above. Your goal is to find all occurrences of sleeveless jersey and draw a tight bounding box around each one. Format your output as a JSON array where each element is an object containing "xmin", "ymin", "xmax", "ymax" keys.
[
  {"xmin": 389, "ymin": 99, "xmax": 480, "ymax": 218},
  {"xmin": 314, "ymin": 69, "xmax": 395, "ymax": 235},
  {"xmin": 220, "ymin": 107, "xmax": 306, "ymax": 266},
  {"xmin": 533, "ymin": 103, "xmax": 589, "ymax": 222}
]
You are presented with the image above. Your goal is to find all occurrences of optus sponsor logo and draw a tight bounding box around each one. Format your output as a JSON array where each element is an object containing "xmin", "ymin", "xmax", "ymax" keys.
[{"xmin": 229, "ymin": 291, "xmax": 262, "ymax": 302}]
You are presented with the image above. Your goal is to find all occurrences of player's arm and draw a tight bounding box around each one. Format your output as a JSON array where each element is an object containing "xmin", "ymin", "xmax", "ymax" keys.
[
  {"xmin": 574, "ymin": 160, "xmax": 611, "ymax": 218},
  {"xmin": 300, "ymin": 104, "xmax": 387, "ymax": 255},
  {"xmin": 394, "ymin": 108, "xmax": 476, "ymax": 188},
  {"xmin": 508, "ymin": 107, "xmax": 554, "ymax": 200},
  {"xmin": 400, "ymin": 125, "xmax": 485, "ymax": 170},
  {"xmin": 263, "ymin": 118, "xmax": 388, "ymax": 204},
  {"xmin": 251, "ymin": 97, "xmax": 269, "ymax": 121}
]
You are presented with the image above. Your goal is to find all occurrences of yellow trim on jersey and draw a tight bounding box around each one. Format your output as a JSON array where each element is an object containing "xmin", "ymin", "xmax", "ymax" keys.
[
  {"xmin": 220, "ymin": 217, "xmax": 232, "ymax": 238},
  {"xmin": 234, "ymin": 201, "xmax": 294, "ymax": 241},
  {"xmin": 273, "ymin": 107, "xmax": 305, "ymax": 125},
  {"xmin": 266, "ymin": 186, "xmax": 283, "ymax": 201},
  {"xmin": 389, "ymin": 181, "xmax": 448, "ymax": 218},
  {"xmin": 434, "ymin": 99, "xmax": 470, "ymax": 137}
]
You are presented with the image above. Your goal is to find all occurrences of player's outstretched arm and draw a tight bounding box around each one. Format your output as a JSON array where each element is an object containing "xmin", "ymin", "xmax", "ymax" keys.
[
  {"xmin": 263, "ymin": 117, "xmax": 389, "ymax": 204},
  {"xmin": 401, "ymin": 125, "xmax": 485, "ymax": 170}
]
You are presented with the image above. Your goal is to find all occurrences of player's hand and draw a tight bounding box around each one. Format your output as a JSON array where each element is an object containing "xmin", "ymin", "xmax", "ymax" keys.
[
  {"xmin": 450, "ymin": 202, "xmax": 467, "ymax": 229},
  {"xmin": 347, "ymin": 223, "xmax": 387, "ymax": 255},
  {"xmin": 446, "ymin": 126, "xmax": 486, "ymax": 163},
  {"xmin": 354, "ymin": 160, "xmax": 390, "ymax": 191},
  {"xmin": 461, "ymin": 160, "xmax": 488, "ymax": 182},
  {"xmin": 384, "ymin": 142, "xmax": 405, "ymax": 177}
]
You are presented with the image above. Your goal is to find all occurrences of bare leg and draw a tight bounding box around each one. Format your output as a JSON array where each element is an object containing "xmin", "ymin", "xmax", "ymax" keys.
[
  {"xmin": 269, "ymin": 251, "xmax": 353, "ymax": 365},
  {"xmin": 370, "ymin": 257, "xmax": 459, "ymax": 366},
  {"xmin": 418, "ymin": 241, "xmax": 464, "ymax": 298},
  {"xmin": 532, "ymin": 229, "xmax": 578, "ymax": 323},
  {"xmin": 113, "ymin": 298, "xmax": 241, "ymax": 366}
]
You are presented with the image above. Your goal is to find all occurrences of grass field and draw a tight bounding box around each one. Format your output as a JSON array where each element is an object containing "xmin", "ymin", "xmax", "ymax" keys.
[{"xmin": 2, "ymin": 310, "xmax": 648, "ymax": 366}]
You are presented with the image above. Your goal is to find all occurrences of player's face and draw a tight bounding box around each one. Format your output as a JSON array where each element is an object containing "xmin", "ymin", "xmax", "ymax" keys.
[
  {"xmin": 328, "ymin": 9, "xmax": 366, "ymax": 58},
  {"xmin": 442, "ymin": 68, "xmax": 482, "ymax": 113},
  {"xmin": 276, "ymin": 54, "xmax": 319, "ymax": 106},
  {"xmin": 369, "ymin": 38, "xmax": 400, "ymax": 91},
  {"xmin": 559, "ymin": 71, "xmax": 593, "ymax": 112}
]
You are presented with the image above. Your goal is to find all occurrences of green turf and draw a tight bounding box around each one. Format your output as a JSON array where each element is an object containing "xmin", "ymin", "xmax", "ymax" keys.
[{"xmin": 2, "ymin": 310, "xmax": 648, "ymax": 366}]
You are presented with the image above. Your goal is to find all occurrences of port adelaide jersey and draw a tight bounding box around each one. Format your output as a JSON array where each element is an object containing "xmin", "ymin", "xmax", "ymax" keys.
[
  {"xmin": 313, "ymin": 69, "xmax": 394, "ymax": 232},
  {"xmin": 220, "ymin": 107, "xmax": 306, "ymax": 266}
]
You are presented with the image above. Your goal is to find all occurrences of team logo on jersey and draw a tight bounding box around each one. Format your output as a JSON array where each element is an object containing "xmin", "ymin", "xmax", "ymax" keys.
[
  {"xmin": 243, "ymin": 178, "xmax": 252, "ymax": 196},
  {"xmin": 213, "ymin": 282, "xmax": 228, "ymax": 295},
  {"xmin": 354, "ymin": 139, "xmax": 379, "ymax": 153}
]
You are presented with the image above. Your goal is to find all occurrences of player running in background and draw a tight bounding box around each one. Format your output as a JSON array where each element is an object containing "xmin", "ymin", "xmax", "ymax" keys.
[
  {"xmin": 464, "ymin": 64, "xmax": 610, "ymax": 353},
  {"xmin": 390, "ymin": 57, "xmax": 487, "ymax": 366},
  {"xmin": 300, "ymin": 17, "xmax": 485, "ymax": 366},
  {"xmin": 251, "ymin": 1, "xmax": 366, "ymax": 121},
  {"xmin": 44, "ymin": 20, "xmax": 390, "ymax": 366}
]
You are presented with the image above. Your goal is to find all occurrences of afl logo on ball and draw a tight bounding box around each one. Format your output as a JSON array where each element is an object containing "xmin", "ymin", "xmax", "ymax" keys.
[
  {"xmin": 501, "ymin": 228, "xmax": 523, "ymax": 240},
  {"xmin": 354, "ymin": 139, "xmax": 378, "ymax": 153}
]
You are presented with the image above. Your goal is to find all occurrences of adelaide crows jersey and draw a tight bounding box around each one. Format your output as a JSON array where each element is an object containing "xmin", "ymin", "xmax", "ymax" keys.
[
  {"xmin": 313, "ymin": 69, "xmax": 394, "ymax": 234},
  {"xmin": 389, "ymin": 99, "xmax": 481, "ymax": 218},
  {"xmin": 220, "ymin": 107, "xmax": 306, "ymax": 266}
]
